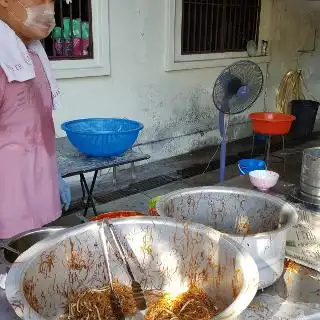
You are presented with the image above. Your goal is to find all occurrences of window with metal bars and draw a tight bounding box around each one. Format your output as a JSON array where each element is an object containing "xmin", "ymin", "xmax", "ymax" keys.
[
  {"xmin": 43, "ymin": 0, "xmax": 93, "ymax": 60},
  {"xmin": 181, "ymin": 0, "xmax": 261, "ymax": 55}
]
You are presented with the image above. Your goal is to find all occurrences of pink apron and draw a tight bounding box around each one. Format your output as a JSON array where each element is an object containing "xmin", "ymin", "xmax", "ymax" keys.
[{"xmin": 0, "ymin": 51, "xmax": 61, "ymax": 239}]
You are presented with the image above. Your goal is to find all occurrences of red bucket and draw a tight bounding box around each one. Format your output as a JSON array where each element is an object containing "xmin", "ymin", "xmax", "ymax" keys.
[{"xmin": 249, "ymin": 112, "xmax": 296, "ymax": 135}]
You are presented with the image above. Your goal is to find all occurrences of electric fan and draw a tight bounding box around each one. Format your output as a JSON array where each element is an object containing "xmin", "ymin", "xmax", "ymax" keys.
[{"xmin": 212, "ymin": 60, "xmax": 264, "ymax": 182}]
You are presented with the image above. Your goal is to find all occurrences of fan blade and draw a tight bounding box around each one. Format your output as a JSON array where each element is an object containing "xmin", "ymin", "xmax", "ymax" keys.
[
  {"xmin": 237, "ymin": 85, "xmax": 250, "ymax": 100},
  {"xmin": 212, "ymin": 60, "xmax": 264, "ymax": 115},
  {"xmin": 227, "ymin": 77, "xmax": 244, "ymax": 96}
]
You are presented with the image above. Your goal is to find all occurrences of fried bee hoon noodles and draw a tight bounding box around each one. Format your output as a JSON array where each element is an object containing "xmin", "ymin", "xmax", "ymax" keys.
[
  {"xmin": 65, "ymin": 281, "xmax": 136, "ymax": 320},
  {"xmin": 145, "ymin": 286, "xmax": 218, "ymax": 320},
  {"xmin": 62, "ymin": 282, "xmax": 217, "ymax": 320}
]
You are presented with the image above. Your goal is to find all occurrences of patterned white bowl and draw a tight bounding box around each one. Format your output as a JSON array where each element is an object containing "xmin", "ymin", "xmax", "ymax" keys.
[{"xmin": 249, "ymin": 170, "xmax": 279, "ymax": 191}]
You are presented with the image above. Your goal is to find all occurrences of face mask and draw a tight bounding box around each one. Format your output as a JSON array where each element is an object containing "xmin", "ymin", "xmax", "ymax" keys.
[
  {"xmin": 24, "ymin": 4, "xmax": 56, "ymax": 34},
  {"xmin": 9, "ymin": 2, "xmax": 56, "ymax": 35}
]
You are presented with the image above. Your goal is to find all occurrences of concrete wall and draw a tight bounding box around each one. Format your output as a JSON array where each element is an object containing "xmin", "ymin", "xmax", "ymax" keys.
[
  {"xmin": 265, "ymin": 0, "xmax": 320, "ymax": 109},
  {"xmin": 53, "ymin": 0, "xmax": 320, "ymax": 162}
]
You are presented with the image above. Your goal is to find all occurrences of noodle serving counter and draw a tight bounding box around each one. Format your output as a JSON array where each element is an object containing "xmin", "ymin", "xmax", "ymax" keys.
[{"xmin": 0, "ymin": 175, "xmax": 320, "ymax": 319}]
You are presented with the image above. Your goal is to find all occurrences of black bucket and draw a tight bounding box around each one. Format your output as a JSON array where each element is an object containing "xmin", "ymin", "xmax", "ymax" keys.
[{"xmin": 290, "ymin": 100, "xmax": 319, "ymax": 139}]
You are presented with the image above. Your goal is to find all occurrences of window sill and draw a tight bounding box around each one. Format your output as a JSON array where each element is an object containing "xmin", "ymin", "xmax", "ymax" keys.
[
  {"xmin": 51, "ymin": 58, "xmax": 110, "ymax": 79},
  {"xmin": 165, "ymin": 55, "xmax": 271, "ymax": 72}
]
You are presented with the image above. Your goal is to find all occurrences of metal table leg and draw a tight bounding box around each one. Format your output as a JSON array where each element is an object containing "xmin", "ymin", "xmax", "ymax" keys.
[
  {"xmin": 251, "ymin": 133, "xmax": 256, "ymax": 157},
  {"xmin": 265, "ymin": 135, "xmax": 271, "ymax": 168},
  {"xmin": 80, "ymin": 171, "xmax": 98, "ymax": 217},
  {"xmin": 113, "ymin": 166, "xmax": 117, "ymax": 187},
  {"xmin": 282, "ymin": 135, "xmax": 286, "ymax": 176},
  {"xmin": 269, "ymin": 135, "xmax": 286, "ymax": 164},
  {"xmin": 131, "ymin": 162, "xmax": 136, "ymax": 180},
  {"xmin": 80, "ymin": 177, "xmax": 86, "ymax": 203}
]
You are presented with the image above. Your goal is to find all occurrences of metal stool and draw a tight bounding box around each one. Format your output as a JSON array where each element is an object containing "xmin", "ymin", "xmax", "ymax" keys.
[{"xmin": 251, "ymin": 134, "xmax": 286, "ymax": 171}]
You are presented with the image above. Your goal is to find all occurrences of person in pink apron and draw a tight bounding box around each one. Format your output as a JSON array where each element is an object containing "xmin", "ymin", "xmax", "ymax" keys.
[{"xmin": 0, "ymin": 0, "xmax": 68, "ymax": 239}]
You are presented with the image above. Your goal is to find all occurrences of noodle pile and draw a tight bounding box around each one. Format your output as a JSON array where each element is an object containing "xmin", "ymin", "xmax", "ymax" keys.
[
  {"xmin": 62, "ymin": 283, "xmax": 217, "ymax": 320},
  {"xmin": 65, "ymin": 281, "xmax": 136, "ymax": 320},
  {"xmin": 145, "ymin": 286, "xmax": 218, "ymax": 320}
]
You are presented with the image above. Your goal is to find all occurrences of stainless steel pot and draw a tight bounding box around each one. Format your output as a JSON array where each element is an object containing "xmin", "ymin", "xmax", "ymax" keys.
[
  {"xmin": 301, "ymin": 147, "xmax": 320, "ymax": 170},
  {"xmin": 156, "ymin": 186, "xmax": 299, "ymax": 289},
  {"xmin": 301, "ymin": 167, "xmax": 320, "ymax": 188},
  {"xmin": 2, "ymin": 227, "xmax": 66, "ymax": 263},
  {"xmin": 301, "ymin": 147, "xmax": 320, "ymax": 198},
  {"xmin": 6, "ymin": 217, "xmax": 259, "ymax": 320}
]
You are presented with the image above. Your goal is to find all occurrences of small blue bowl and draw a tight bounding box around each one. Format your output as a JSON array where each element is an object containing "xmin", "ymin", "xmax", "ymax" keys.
[
  {"xmin": 61, "ymin": 118, "xmax": 144, "ymax": 157},
  {"xmin": 238, "ymin": 159, "xmax": 266, "ymax": 175}
]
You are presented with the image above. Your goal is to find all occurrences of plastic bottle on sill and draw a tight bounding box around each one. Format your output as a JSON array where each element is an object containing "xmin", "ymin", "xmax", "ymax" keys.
[
  {"xmin": 81, "ymin": 22, "xmax": 90, "ymax": 56},
  {"xmin": 261, "ymin": 40, "xmax": 268, "ymax": 56},
  {"xmin": 63, "ymin": 18, "xmax": 73, "ymax": 56},
  {"xmin": 72, "ymin": 19, "xmax": 82, "ymax": 56},
  {"xmin": 52, "ymin": 27, "xmax": 63, "ymax": 56}
]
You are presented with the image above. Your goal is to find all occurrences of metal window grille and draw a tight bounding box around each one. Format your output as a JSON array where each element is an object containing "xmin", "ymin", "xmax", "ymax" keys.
[
  {"xmin": 43, "ymin": 0, "xmax": 93, "ymax": 60},
  {"xmin": 181, "ymin": 0, "xmax": 261, "ymax": 55}
]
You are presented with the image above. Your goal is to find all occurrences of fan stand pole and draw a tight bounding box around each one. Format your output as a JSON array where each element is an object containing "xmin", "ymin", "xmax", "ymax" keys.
[
  {"xmin": 219, "ymin": 112, "xmax": 227, "ymax": 183},
  {"xmin": 220, "ymin": 138, "xmax": 227, "ymax": 183}
]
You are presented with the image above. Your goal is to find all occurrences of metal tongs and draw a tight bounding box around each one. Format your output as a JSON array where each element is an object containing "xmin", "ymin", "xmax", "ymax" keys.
[
  {"xmin": 0, "ymin": 242, "xmax": 21, "ymax": 256},
  {"xmin": 98, "ymin": 219, "xmax": 147, "ymax": 318},
  {"xmin": 98, "ymin": 225, "xmax": 125, "ymax": 320}
]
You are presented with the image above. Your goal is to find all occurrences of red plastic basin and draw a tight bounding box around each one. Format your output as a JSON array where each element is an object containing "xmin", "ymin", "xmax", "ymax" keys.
[
  {"xmin": 90, "ymin": 211, "xmax": 144, "ymax": 221},
  {"xmin": 249, "ymin": 112, "xmax": 296, "ymax": 135}
]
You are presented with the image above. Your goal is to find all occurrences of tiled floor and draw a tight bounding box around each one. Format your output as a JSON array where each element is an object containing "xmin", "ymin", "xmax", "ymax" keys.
[
  {"xmin": 184, "ymin": 164, "xmax": 239, "ymax": 187},
  {"xmin": 141, "ymin": 181, "xmax": 189, "ymax": 199},
  {"xmin": 51, "ymin": 136, "xmax": 320, "ymax": 228},
  {"xmin": 66, "ymin": 134, "xmax": 284, "ymax": 208},
  {"xmin": 96, "ymin": 193, "xmax": 150, "ymax": 213}
]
